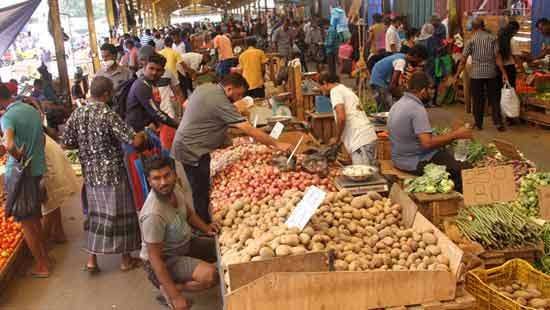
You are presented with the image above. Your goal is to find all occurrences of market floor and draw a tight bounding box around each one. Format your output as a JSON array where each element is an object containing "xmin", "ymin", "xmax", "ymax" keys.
[
  {"xmin": 427, "ymin": 104, "xmax": 550, "ymax": 171},
  {"xmin": 0, "ymin": 192, "xmax": 223, "ymax": 310},
  {"xmin": 2, "ymin": 103, "xmax": 550, "ymax": 310}
]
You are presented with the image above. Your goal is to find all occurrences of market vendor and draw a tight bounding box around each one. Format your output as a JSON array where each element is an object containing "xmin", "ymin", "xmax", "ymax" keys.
[
  {"xmin": 171, "ymin": 73, "xmax": 293, "ymax": 223},
  {"xmin": 318, "ymin": 72, "xmax": 378, "ymax": 165},
  {"xmin": 140, "ymin": 156, "xmax": 218, "ymax": 310},
  {"xmin": 369, "ymin": 45, "xmax": 428, "ymax": 112},
  {"xmin": 388, "ymin": 72, "xmax": 473, "ymax": 192}
]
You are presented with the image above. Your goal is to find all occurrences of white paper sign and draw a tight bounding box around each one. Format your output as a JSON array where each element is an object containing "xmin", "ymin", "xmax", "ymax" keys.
[
  {"xmin": 285, "ymin": 186, "xmax": 327, "ymax": 230},
  {"xmin": 269, "ymin": 122, "xmax": 284, "ymax": 139}
]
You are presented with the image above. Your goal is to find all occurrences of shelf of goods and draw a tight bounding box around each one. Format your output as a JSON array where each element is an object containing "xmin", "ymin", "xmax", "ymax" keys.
[{"xmin": 209, "ymin": 141, "xmax": 465, "ymax": 309}]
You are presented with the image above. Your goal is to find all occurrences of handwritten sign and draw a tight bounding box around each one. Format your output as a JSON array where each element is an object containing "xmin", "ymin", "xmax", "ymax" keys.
[
  {"xmin": 285, "ymin": 186, "xmax": 326, "ymax": 230},
  {"xmin": 270, "ymin": 122, "xmax": 284, "ymax": 139},
  {"xmin": 538, "ymin": 186, "xmax": 550, "ymax": 220},
  {"xmin": 492, "ymin": 139, "xmax": 522, "ymax": 160},
  {"xmin": 462, "ymin": 165, "xmax": 517, "ymax": 206}
]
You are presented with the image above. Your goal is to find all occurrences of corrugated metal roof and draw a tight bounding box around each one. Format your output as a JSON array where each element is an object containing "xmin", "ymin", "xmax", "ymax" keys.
[{"xmin": 394, "ymin": 0, "xmax": 435, "ymax": 28}]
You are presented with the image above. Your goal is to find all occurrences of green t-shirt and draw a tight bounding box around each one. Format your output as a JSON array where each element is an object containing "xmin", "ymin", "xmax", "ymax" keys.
[
  {"xmin": 139, "ymin": 186, "xmax": 193, "ymax": 261},
  {"xmin": 1, "ymin": 102, "xmax": 46, "ymax": 179}
]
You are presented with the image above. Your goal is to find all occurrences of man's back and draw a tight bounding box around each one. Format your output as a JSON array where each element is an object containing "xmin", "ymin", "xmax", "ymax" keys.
[
  {"xmin": 213, "ymin": 35, "xmax": 233, "ymax": 60},
  {"xmin": 370, "ymin": 53, "xmax": 406, "ymax": 88},
  {"xmin": 239, "ymin": 48, "xmax": 267, "ymax": 90},
  {"xmin": 159, "ymin": 48, "xmax": 182, "ymax": 76},
  {"xmin": 388, "ymin": 93, "xmax": 436, "ymax": 171},
  {"xmin": 463, "ymin": 30, "xmax": 498, "ymax": 79},
  {"xmin": 1, "ymin": 102, "xmax": 45, "ymax": 177}
]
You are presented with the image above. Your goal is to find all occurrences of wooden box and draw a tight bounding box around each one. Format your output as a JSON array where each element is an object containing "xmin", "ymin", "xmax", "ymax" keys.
[
  {"xmin": 307, "ymin": 112, "xmax": 336, "ymax": 144},
  {"xmin": 479, "ymin": 244, "xmax": 544, "ymax": 269},
  {"xmin": 218, "ymin": 184, "xmax": 464, "ymax": 310},
  {"xmin": 412, "ymin": 192, "xmax": 463, "ymax": 227},
  {"xmin": 377, "ymin": 137, "xmax": 392, "ymax": 161},
  {"xmin": 0, "ymin": 239, "xmax": 27, "ymax": 292}
]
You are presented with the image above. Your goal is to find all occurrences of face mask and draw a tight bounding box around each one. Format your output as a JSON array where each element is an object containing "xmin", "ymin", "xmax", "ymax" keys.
[{"xmin": 101, "ymin": 60, "xmax": 115, "ymax": 68}]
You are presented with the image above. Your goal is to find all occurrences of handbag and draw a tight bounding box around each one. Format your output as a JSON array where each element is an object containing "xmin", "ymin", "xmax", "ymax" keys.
[
  {"xmin": 5, "ymin": 155, "xmax": 46, "ymax": 219},
  {"xmin": 500, "ymin": 81, "xmax": 520, "ymax": 118}
]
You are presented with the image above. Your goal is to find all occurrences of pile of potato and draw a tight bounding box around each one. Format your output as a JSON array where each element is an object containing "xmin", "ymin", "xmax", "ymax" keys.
[
  {"xmin": 489, "ymin": 280, "xmax": 550, "ymax": 309},
  {"xmin": 215, "ymin": 188, "xmax": 451, "ymax": 282}
]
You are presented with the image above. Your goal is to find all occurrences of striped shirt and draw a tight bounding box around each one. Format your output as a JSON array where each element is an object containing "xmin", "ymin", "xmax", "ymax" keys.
[
  {"xmin": 140, "ymin": 34, "xmax": 154, "ymax": 46},
  {"xmin": 463, "ymin": 30, "xmax": 499, "ymax": 79}
]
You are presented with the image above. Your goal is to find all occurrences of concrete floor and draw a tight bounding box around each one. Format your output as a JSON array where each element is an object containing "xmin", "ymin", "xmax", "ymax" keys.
[
  {"xmin": 2, "ymin": 103, "xmax": 550, "ymax": 310},
  {"xmin": 0, "ymin": 193, "xmax": 222, "ymax": 310}
]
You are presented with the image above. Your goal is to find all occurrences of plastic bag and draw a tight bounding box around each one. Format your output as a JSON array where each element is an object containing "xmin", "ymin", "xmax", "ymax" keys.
[{"xmin": 500, "ymin": 82, "xmax": 520, "ymax": 118}]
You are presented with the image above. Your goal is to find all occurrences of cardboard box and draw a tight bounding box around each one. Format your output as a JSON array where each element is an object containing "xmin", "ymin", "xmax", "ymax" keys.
[{"xmin": 218, "ymin": 184, "xmax": 464, "ymax": 310}]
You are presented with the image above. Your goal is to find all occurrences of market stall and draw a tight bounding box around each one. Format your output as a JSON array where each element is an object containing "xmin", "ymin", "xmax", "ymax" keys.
[{"xmin": 0, "ymin": 155, "xmax": 25, "ymax": 291}]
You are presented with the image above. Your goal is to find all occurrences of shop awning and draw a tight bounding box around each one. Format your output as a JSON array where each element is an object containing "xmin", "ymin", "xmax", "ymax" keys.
[{"xmin": 0, "ymin": 0, "xmax": 41, "ymax": 56}]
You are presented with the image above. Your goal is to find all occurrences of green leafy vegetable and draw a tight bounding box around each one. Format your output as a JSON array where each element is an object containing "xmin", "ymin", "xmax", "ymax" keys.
[{"xmin": 405, "ymin": 164, "xmax": 455, "ymax": 194}]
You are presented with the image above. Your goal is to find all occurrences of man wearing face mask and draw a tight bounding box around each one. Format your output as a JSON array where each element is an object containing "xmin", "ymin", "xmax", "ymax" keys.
[
  {"xmin": 388, "ymin": 72, "xmax": 473, "ymax": 192},
  {"xmin": 96, "ymin": 43, "xmax": 134, "ymax": 96},
  {"xmin": 171, "ymin": 73, "xmax": 293, "ymax": 223}
]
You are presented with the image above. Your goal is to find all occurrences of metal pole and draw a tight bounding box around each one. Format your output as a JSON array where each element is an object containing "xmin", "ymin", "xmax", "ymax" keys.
[
  {"xmin": 85, "ymin": 0, "xmax": 101, "ymax": 72},
  {"xmin": 47, "ymin": 0, "xmax": 71, "ymax": 102},
  {"xmin": 118, "ymin": 0, "xmax": 129, "ymax": 33}
]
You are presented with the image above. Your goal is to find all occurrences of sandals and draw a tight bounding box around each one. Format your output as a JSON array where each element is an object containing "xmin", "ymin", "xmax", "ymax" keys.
[
  {"xmin": 83, "ymin": 264, "xmax": 101, "ymax": 275},
  {"xmin": 120, "ymin": 257, "xmax": 142, "ymax": 272}
]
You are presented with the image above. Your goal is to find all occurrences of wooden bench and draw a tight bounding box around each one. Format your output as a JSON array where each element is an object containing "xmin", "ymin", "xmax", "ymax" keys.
[{"xmin": 379, "ymin": 160, "xmax": 416, "ymax": 186}]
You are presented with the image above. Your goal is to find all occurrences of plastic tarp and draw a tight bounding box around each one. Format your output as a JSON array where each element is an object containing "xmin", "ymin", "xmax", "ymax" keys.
[
  {"xmin": 531, "ymin": 0, "xmax": 550, "ymax": 56},
  {"xmin": 0, "ymin": 0, "xmax": 41, "ymax": 57}
]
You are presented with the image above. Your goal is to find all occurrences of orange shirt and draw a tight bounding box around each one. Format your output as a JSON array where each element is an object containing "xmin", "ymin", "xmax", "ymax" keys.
[{"xmin": 213, "ymin": 34, "xmax": 234, "ymax": 60}]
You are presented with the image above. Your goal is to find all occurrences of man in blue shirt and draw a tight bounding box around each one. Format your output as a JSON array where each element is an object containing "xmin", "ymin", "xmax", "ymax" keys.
[
  {"xmin": 0, "ymin": 82, "xmax": 50, "ymax": 277},
  {"xmin": 369, "ymin": 45, "xmax": 428, "ymax": 111},
  {"xmin": 388, "ymin": 72, "xmax": 472, "ymax": 192}
]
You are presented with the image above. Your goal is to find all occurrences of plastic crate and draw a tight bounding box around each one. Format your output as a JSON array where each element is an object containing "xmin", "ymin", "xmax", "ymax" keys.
[{"xmin": 466, "ymin": 259, "xmax": 550, "ymax": 310}]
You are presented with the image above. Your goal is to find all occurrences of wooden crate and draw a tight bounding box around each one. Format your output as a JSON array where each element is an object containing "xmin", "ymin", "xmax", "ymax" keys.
[
  {"xmin": 0, "ymin": 239, "xmax": 27, "ymax": 292},
  {"xmin": 307, "ymin": 112, "xmax": 336, "ymax": 144},
  {"xmin": 219, "ymin": 184, "xmax": 465, "ymax": 310},
  {"xmin": 412, "ymin": 192, "xmax": 463, "ymax": 227},
  {"xmin": 478, "ymin": 244, "xmax": 544, "ymax": 269},
  {"xmin": 303, "ymin": 93, "xmax": 317, "ymax": 114},
  {"xmin": 377, "ymin": 137, "xmax": 392, "ymax": 161}
]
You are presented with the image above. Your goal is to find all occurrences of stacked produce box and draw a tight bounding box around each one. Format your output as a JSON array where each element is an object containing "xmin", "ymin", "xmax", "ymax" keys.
[{"xmin": 209, "ymin": 141, "xmax": 464, "ymax": 309}]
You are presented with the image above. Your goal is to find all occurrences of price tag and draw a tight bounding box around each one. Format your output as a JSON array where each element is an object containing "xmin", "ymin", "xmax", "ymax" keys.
[
  {"xmin": 285, "ymin": 186, "xmax": 326, "ymax": 230},
  {"xmin": 537, "ymin": 186, "xmax": 550, "ymax": 220},
  {"xmin": 269, "ymin": 122, "xmax": 284, "ymax": 139},
  {"xmin": 462, "ymin": 165, "xmax": 517, "ymax": 206}
]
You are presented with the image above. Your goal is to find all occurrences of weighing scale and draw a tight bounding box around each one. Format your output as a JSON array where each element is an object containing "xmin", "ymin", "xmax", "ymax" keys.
[{"xmin": 334, "ymin": 174, "xmax": 389, "ymax": 196}]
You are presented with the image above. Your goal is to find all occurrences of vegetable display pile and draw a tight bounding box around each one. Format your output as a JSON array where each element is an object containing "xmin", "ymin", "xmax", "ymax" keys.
[
  {"xmin": 0, "ymin": 206, "xmax": 23, "ymax": 270},
  {"xmin": 489, "ymin": 280, "xmax": 550, "ymax": 309},
  {"xmin": 535, "ymin": 223, "xmax": 550, "ymax": 274},
  {"xmin": 454, "ymin": 203, "xmax": 541, "ymax": 250},
  {"xmin": 215, "ymin": 189, "xmax": 451, "ymax": 291},
  {"xmin": 405, "ymin": 164, "xmax": 454, "ymax": 194},
  {"xmin": 466, "ymin": 141, "xmax": 497, "ymax": 164},
  {"xmin": 515, "ymin": 172, "xmax": 550, "ymax": 216},
  {"xmin": 210, "ymin": 143, "xmax": 337, "ymax": 213}
]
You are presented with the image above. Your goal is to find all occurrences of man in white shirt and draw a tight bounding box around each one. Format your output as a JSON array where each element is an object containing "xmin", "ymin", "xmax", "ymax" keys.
[
  {"xmin": 319, "ymin": 72, "xmax": 378, "ymax": 165},
  {"xmin": 178, "ymin": 52, "xmax": 211, "ymax": 98},
  {"xmin": 386, "ymin": 17, "xmax": 402, "ymax": 53}
]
